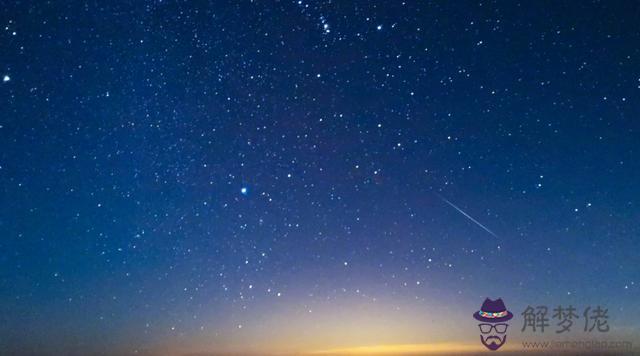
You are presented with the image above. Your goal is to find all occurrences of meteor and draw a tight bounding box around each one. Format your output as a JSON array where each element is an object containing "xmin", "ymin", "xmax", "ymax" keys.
[{"xmin": 437, "ymin": 194, "xmax": 498, "ymax": 238}]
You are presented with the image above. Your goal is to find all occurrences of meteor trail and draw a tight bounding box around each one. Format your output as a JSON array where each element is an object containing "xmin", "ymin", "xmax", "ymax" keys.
[{"xmin": 436, "ymin": 194, "xmax": 498, "ymax": 238}]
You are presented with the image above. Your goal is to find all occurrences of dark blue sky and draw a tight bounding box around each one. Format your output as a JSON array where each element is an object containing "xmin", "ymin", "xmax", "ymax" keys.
[{"xmin": 1, "ymin": 1, "xmax": 639, "ymax": 355}]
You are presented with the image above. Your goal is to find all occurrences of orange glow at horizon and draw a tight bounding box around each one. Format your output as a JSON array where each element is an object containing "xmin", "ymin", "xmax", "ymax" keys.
[
  {"xmin": 152, "ymin": 296, "xmax": 497, "ymax": 356},
  {"xmin": 307, "ymin": 342, "xmax": 486, "ymax": 354},
  {"xmin": 306, "ymin": 341, "xmax": 530, "ymax": 355}
]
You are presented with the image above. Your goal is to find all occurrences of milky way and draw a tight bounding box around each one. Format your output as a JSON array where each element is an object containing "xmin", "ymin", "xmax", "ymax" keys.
[{"xmin": 1, "ymin": 1, "xmax": 639, "ymax": 355}]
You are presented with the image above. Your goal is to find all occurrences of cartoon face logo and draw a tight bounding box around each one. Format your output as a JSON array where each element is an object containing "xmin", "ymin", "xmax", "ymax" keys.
[{"xmin": 473, "ymin": 298, "xmax": 513, "ymax": 351}]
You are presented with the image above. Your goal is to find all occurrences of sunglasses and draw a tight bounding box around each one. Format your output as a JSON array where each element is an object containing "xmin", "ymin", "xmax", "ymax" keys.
[{"xmin": 478, "ymin": 323, "xmax": 508, "ymax": 334}]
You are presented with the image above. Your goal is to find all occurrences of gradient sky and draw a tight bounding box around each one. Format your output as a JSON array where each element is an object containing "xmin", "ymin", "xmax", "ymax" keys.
[{"xmin": 1, "ymin": 1, "xmax": 639, "ymax": 355}]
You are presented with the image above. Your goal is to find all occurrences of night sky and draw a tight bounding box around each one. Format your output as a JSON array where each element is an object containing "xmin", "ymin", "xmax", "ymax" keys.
[{"xmin": 1, "ymin": 1, "xmax": 639, "ymax": 355}]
